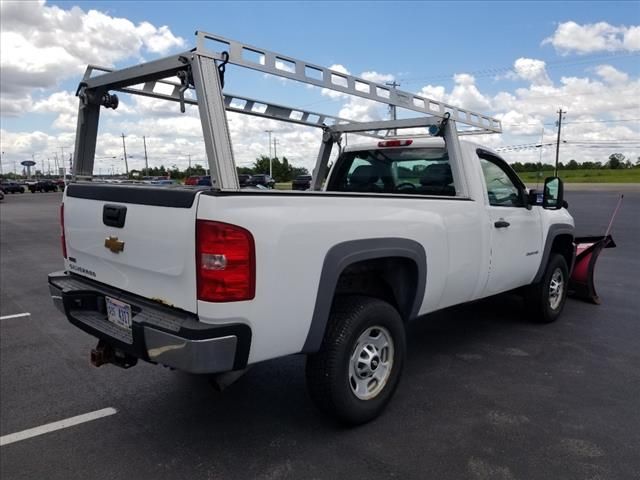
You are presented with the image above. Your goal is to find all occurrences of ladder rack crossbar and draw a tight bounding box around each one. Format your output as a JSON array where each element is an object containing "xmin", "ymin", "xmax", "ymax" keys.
[
  {"xmin": 196, "ymin": 31, "xmax": 501, "ymax": 134},
  {"xmin": 83, "ymin": 65, "xmax": 383, "ymax": 136}
]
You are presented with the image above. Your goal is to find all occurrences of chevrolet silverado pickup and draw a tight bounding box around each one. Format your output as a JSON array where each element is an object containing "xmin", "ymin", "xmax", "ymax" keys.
[{"xmin": 48, "ymin": 31, "xmax": 574, "ymax": 424}]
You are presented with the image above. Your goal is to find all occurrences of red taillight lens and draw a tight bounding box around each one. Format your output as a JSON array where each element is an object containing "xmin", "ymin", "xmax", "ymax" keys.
[
  {"xmin": 378, "ymin": 139, "xmax": 413, "ymax": 147},
  {"xmin": 196, "ymin": 220, "xmax": 255, "ymax": 302},
  {"xmin": 60, "ymin": 203, "xmax": 67, "ymax": 259}
]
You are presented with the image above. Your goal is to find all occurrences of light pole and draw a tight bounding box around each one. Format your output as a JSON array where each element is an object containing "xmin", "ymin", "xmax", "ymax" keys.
[
  {"xmin": 121, "ymin": 133, "xmax": 129, "ymax": 175},
  {"xmin": 554, "ymin": 108, "xmax": 566, "ymax": 177},
  {"xmin": 143, "ymin": 136, "xmax": 149, "ymax": 175},
  {"xmin": 265, "ymin": 130, "xmax": 273, "ymax": 176}
]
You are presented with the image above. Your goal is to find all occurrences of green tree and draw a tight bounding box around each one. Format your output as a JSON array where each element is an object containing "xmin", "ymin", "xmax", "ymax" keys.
[
  {"xmin": 608, "ymin": 153, "xmax": 625, "ymax": 169},
  {"xmin": 567, "ymin": 159, "xmax": 579, "ymax": 169}
]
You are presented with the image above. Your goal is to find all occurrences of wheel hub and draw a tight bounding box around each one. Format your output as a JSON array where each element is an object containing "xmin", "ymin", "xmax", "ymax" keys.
[
  {"xmin": 349, "ymin": 326, "xmax": 394, "ymax": 400},
  {"xmin": 548, "ymin": 267, "xmax": 565, "ymax": 310}
]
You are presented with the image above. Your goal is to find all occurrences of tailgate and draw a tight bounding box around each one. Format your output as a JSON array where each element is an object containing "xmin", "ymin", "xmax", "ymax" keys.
[{"xmin": 64, "ymin": 183, "xmax": 202, "ymax": 313}]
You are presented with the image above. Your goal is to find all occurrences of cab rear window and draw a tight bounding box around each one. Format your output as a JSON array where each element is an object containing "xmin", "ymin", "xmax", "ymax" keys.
[{"xmin": 326, "ymin": 148, "xmax": 456, "ymax": 196}]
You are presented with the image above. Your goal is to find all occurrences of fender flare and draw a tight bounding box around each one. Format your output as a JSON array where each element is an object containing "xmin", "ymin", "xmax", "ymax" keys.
[
  {"xmin": 302, "ymin": 238, "xmax": 427, "ymax": 353},
  {"xmin": 532, "ymin": 223, "xmax": 574, "ymax": 283}
]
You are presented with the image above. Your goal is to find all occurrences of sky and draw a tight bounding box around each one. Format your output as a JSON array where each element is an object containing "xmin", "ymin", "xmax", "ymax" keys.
[{"xmin": 1, "ymin": 0, "xmax": 639, "ymax": 175}]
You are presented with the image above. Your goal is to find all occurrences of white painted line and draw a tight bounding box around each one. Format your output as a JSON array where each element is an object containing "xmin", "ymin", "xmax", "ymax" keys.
[
  {"xmin": 0, "ymin": 313, "xmax": 31, "ymax": 320},
  {"xmin": 0, "ymin": 407, "xmax": 117, "ymax": 447}
]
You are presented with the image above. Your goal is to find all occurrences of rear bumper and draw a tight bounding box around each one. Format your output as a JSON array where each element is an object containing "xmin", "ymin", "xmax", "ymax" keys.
[{"xmin": 48, "ymin": 271, "xmax": 251, "ymax": 374}]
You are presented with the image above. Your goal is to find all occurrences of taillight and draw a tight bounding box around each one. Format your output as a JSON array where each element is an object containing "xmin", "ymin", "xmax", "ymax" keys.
[
  {"xmin": 196, "ymin": 220, "xmax": 255, "ymax": 302},
  {"xmin": 60, "ymin": 203, "xmax": 67, "ymax": 259},
  {"xmin": 378, "ymin": 139, "xmax": 413, "ymax": 147}
]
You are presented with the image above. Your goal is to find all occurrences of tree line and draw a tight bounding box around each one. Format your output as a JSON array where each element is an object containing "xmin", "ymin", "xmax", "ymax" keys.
[
  {"xmin": 511, "ymin": 153, "xmax": 639, "ymax": 172},
  {"xmin": 129, "ymin": 155, "xmax": 310, "ymax": 182}
]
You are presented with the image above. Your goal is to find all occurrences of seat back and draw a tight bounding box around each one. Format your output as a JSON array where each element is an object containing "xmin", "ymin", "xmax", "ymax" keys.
[
  {"xmin": 348, "ymin": 165, "xmax": 382, "ymax": 192},
  {"xmin": 418, "ymin": 163, "xmax": 455, "ymax": 196}
]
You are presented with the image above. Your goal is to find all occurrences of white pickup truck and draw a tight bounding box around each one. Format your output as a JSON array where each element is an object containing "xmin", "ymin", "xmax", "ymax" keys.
[{"xmin": 49, "ymin": 32, "xmax": 575, "ymax": 424}]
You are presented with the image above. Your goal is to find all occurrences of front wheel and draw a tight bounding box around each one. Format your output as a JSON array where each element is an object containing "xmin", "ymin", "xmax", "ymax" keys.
[
  {"xmin": 526, "ymin": 254, "xmax": 569, "ymax": 323},
  {"xmin": 305, "ymin": 296, "xmax": 406, "ymax": 425}
]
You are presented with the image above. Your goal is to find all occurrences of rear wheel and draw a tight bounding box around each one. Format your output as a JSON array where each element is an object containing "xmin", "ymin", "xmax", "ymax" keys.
[
  {"xmin": 305, "ymin": 295, "xmax": 406, "ymax": 425},
  {"xmin": 526, "ymin": 253, "xmax": 569, "ymax": 323}
]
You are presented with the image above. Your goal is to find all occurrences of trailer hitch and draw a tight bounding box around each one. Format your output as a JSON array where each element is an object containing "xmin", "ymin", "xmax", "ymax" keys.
[{"xmin": 91, "ymin": 340, "xmax": 137, "ymax": 369}]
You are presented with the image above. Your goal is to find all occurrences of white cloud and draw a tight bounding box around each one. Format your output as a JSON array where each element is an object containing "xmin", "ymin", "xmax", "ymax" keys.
[
  {"xmin": 417, "ymin": 74, "xmax": 491, "ymax": 112},
  {"xmin": 417, "ymin": 85, "xmax": 447, "ymax": 102},
  {"xmin": 407, "ymin": 62, "xmax": 639, "ymax": 165},
  {"xmin": 0, "ymin": 1, "xmax": 185, "ymax": 115},
  {"xmin": 595, "ymin": 64, "xmax": 629, "ymax": 85},
  {"xmin": 542, "ymin": 21, "xmax": 640, "ymax": 54},
  {"xmin": 360, "ymin": 71, "xmax": 395, "ymax": 84},
  {"xmin": 449, "ymin": 73, "xmax": 492, "ymax": 111},
  {"xmin": 510, "ymin": 58, "xmax": 552, "ymax": 86}
]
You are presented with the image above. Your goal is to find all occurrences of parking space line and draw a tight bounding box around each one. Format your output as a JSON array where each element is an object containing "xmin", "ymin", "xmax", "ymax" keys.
[
  {"xmin": 0, "ymin": 313, "xmax": 31, "ymax": 320},
  {"xmin": 0, "ymin": 408, "xmax": 117, "ymax": 446}
]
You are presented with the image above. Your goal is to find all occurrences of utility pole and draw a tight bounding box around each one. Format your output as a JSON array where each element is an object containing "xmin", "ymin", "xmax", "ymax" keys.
[
  {"xmin": 386, "ymin": 80, "xmax": 400, "ymax": 136},
  {"xmin": 273, "ymin": 138, "xmax": 279, "ymax": 161},
  {"xmin": 265, "ymin": 130, "xmax": 273, "ymax": 177},
  {"xmin": 0, "ymin": 151, "xmax": 3, "ymax": 177},
  {"xmin": 188, "ymin": 153, "xmax": 192, "ymax": 171},
  {"xmin": 554, "ymin": 108, "xmax": 565, "ymax": 177},
  {"xmin": 143, "ymin": 136, "xmax": 149, "ymax": 175},
  {"xmin": 121, "ymin": 133, "xmax": 129, "ymax": 175}
]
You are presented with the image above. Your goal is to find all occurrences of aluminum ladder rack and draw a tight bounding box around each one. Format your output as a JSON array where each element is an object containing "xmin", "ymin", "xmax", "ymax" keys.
[{"xmin": 73, "ymin": 30, "xmax": 502, "ymax": 192}]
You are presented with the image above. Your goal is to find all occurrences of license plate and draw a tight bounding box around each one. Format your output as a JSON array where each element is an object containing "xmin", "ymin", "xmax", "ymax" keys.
[{"xmin": 105, "ymin": 296, "xmax": 132, "ymax": 330}]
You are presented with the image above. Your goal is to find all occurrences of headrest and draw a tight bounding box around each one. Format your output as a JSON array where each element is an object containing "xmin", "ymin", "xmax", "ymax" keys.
[
  {"xmin": 420, "ymin": 163, "xmax": 453, "ymax": 186},
  {"xmin": 350, "ymin": 165, "xmax": 379, "ymax": 185}
]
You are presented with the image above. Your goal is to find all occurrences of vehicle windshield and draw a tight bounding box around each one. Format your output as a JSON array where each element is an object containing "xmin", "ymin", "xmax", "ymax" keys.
[{"xmin": 326, "ymin": 147, "xmax": 455, "ymax": 196}]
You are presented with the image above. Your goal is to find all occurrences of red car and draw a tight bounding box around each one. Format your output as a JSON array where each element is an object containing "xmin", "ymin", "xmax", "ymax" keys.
[{"xmin": 185, "ymin": 176, "xmax": 203, "ymax": 186}]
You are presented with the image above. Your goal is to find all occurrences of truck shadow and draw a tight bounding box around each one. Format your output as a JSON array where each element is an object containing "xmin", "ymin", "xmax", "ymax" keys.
[{"xmin": 111, "ymin": 292, "xmax": 593, "ymax": 478}]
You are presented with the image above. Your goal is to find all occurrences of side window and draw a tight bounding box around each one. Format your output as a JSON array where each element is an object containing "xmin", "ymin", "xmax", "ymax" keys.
[{"xmin": 479, "ymin": 158, "xmax": 521, "ymax": 207}]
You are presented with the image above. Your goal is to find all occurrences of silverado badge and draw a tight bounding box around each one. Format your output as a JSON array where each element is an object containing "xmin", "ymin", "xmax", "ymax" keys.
[{"xmin": 104, "ymin": 236, "xmax": 125, "ymax": 253}]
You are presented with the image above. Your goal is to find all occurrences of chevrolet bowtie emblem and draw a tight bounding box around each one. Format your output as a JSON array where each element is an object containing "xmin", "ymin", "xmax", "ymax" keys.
[{"xmin": 104, "ymin": 236, "xmax": 125, "ymax": 253}]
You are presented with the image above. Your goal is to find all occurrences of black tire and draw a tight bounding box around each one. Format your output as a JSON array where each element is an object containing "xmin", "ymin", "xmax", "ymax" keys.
[
  {"xmin": 526, "ymin": 254, "xmax": 569, "ymax": 323},
  {"xmin": 305, "ymin": 295, "xmax": 406, "ymax": 425}
]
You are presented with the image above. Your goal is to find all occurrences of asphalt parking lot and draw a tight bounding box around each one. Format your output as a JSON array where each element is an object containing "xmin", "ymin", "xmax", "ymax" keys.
[{"xmin": 1, "ymin": 187, "xmax": 639, "ymax": 480}]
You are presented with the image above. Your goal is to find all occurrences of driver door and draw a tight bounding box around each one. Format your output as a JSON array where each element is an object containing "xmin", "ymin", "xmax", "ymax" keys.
[{"xmin": 479, "ymin": 153, "xmax": 543, "ymax": 296}]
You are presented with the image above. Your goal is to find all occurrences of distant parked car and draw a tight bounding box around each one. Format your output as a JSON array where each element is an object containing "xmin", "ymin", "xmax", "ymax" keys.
[
  {"xmin": 28, "ymin": 180, "xmax": 58, "ymax": 193},
  {"xmin": 185, "ymin": 176, "xmax": 203, "ymax": 186},
  {"xmin": 1, "ymin": 181, "xmax": 25, "ymax": 194},
  {"xmin": 238, "ymin": 174, "xmax": 252, "ymax": 187},
  {"xmin": 197, "ymin": 176, "xmax": 212, "ymax": 186},
  {"xmin": 250, "ymin": 174, "xmax": 276, "ymax": 189},
  {"xmin": 292, "ymin": 175, "xmax": 312, "ymax": 191},
  {"xmin": 0, "ymin": 190, "xmax": 4, "ymax": 201}
]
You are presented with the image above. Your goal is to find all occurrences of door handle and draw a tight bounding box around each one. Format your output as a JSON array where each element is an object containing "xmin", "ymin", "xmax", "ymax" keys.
[{"xmin": 494, "ymin": 220, "xmax": 510, "ymax": 228}]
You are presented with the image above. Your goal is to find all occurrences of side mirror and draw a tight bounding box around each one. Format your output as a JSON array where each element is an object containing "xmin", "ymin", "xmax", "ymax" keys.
[{"xmin": 542, "ymin": 177, "xmax": 564, "ymax": 209}]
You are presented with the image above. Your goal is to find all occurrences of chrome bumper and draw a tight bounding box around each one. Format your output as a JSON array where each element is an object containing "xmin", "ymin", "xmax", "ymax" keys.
[{"xmin": 48, "ymin": 272, "xmax": 250, "ymax": 374}]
